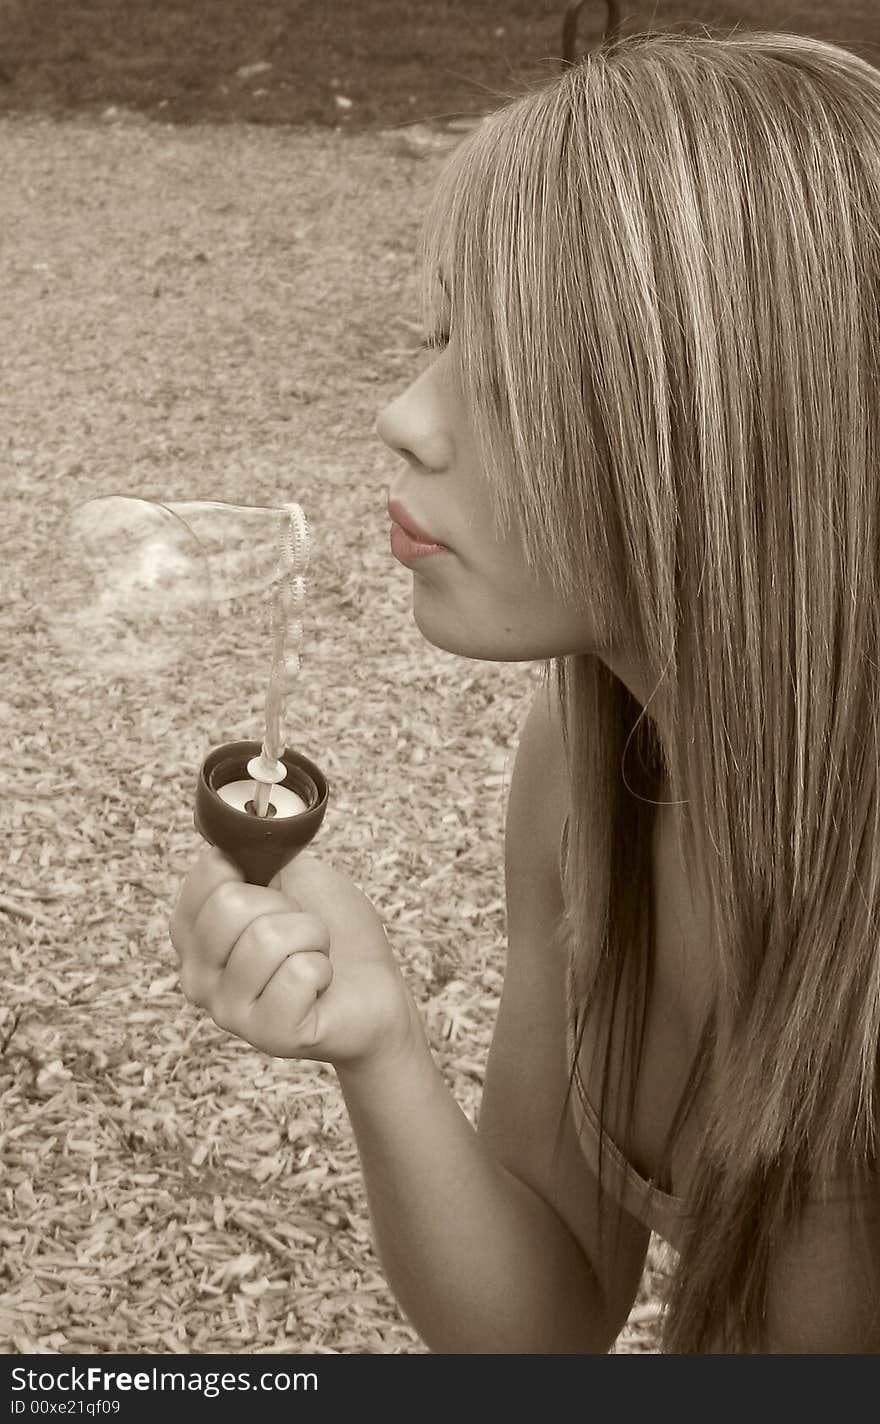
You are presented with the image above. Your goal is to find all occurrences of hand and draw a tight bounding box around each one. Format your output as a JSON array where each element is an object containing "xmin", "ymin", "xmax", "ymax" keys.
[{"xmin": 169, "ymin": 845, "xmax": 421, "ymax": 1070}]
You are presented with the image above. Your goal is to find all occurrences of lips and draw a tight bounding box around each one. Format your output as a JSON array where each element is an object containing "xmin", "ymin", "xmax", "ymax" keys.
[{"xmin": 386, "ymin": 499, "xmax": 446, "ymax": 548}]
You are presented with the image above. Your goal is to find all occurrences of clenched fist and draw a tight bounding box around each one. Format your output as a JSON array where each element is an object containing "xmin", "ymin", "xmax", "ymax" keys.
[{"xmin": 169, "ymin": 846, "xmax": 421, "ymax": 1071}]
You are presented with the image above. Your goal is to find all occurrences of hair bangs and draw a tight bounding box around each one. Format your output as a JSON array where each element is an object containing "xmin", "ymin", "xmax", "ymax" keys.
[{"xmin": 416, "ymin": 77, "xmax": 631, "ymax": 631}]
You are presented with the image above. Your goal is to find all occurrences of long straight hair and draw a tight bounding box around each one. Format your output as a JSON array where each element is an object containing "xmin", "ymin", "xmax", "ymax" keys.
[{"xmin": 417, "ymin": 25, "xmax": 880, "ymax": 1351}]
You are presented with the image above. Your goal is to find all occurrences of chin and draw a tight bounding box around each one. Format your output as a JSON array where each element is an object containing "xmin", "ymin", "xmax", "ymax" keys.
[
  {"xmin": 412, "ymin": 604, "xmax": 479, "ymax": 658},
  {"xmin": 411, "ymin": 596, "xmax": 536, "ymax": 663}
]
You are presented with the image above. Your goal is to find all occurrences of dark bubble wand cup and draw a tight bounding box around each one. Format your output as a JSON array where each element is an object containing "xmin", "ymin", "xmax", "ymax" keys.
[{"xmin": 194, "ymin": 739, "xmax": 329, "ymax": 887}]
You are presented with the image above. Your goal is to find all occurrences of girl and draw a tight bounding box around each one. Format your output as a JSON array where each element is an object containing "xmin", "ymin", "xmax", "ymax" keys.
[{"xmin": 170, "ymin": 28, "xmax": 880, "ymax": 1352}]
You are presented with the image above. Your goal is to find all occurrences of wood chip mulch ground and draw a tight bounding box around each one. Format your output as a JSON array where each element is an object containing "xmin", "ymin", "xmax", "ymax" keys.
[{"xmin": 0, "ymin": 111, "xmax": 670, "ymax": 1354}]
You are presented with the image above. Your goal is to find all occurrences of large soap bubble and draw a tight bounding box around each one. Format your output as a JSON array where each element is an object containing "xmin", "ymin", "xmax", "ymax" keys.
[
  {"xmin": 42, "ymin": 494, "xmax": 311, "ymax": 824},
  {"xmin": 44, "ymin": 496, "xmax": 306, "ymax": 684}
]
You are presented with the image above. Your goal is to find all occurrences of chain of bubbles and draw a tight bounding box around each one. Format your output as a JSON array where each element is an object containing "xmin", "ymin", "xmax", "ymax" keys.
[{"xmin": 262, "ymin": 504, "xmax": 310, "ymax": 763}]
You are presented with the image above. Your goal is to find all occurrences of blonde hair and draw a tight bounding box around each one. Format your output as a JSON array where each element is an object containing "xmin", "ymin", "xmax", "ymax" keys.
[{"xmin": 418, "ymin": 25, "xmax": 880, "ymax": 1350}]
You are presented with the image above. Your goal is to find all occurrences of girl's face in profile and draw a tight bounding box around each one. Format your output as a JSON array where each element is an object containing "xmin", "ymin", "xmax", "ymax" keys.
[{"xmin": 376, "ymin": 336, "xmax": 603, "ymax": 664}]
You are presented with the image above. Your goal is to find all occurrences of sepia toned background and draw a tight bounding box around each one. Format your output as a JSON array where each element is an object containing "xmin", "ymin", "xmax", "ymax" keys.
[{"xmin": 1, "ymin": 0, "xmax": 877, "ymax": 1356}]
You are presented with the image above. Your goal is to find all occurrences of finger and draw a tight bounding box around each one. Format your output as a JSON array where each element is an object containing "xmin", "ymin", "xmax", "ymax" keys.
[
  {"xmin": 270, "ymin": 843, "xmax": 328, "ymax": 899},
  {"xmin": 244, "ymin": 951, "xmax": 334, "ymax": 1054},
  {"xmin": 210, "ymin": 915, "xmax": 333, "ymax": 1044},
  {"xmin": 187, "ymin": 880, "xmax": 313, "ymax": 981},
  {"xmin": 217, "ymin": 909, "xmax": 332, "ymax": 1011},
  {"xmin": 169, "ymin": 845, "xmax": 243, "ymax": 960}
]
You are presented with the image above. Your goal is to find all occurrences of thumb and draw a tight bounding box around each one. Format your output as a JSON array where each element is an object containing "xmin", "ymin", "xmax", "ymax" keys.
[{"xmin": 274, "ymin": 852, "xmax": 384, "ymax": 939}]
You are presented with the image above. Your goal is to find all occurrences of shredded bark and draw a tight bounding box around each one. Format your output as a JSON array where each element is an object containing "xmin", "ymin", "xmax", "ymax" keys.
[{"xmin": 1, "ymin": 112, "xmax": 667, "ymax": 1354}]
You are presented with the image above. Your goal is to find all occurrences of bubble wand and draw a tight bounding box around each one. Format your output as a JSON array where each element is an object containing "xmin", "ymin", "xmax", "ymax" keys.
[
  {"xmin": 210, "ymin": 504, "xmax": 311, "ymax": 819},
  {"xmin": 247, "ymin": 507, "xmax": 307, "ymax": 816},
  {"xmin": 193, "ymin": 502, "xmax": 329, "ymax": 884}
]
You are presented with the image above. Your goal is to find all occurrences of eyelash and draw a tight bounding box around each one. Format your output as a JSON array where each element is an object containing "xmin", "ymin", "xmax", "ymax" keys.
[{"xmin": 420, "ymin": 329, "xmax": 450, "ymax": 352}]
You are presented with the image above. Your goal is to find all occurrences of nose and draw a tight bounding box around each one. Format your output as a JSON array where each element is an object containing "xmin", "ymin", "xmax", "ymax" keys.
[{"xmin": 374, "ymin": 388, "xmax": 453, "ymax": 473}]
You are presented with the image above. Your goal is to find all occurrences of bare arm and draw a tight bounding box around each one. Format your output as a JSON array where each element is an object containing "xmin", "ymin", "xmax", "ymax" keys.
[
  {"xmin": 759, "ymin": 1180, "xmax": 880, "ymax": 1352},
  {"xmin": 336, "ymin": 682, "xmax": 648, "ymax": 1352},
  {"xmin": 337, "ymin": 1034, "xmax": 617, "ymax": 1353},
  {"xmin": 476, "ymin": 679, "xmax": 650, "ymax": 1342}
]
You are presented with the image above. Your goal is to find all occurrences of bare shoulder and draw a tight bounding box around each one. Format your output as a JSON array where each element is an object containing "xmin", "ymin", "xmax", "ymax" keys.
[
  {"xmin": 762, "ymin": 1179, "xmax": 880, "ymax": 1351},
  {"xmin": 478, "ymin": 679, "xmax": 650, "ymax": 1338}
]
